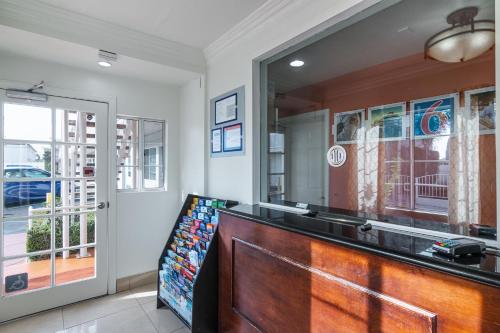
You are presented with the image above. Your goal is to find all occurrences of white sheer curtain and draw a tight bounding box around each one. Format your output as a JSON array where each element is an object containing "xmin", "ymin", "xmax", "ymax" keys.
[{"xmin": 448, "ymin": 106, "xmax": 480, "ymax": 226}]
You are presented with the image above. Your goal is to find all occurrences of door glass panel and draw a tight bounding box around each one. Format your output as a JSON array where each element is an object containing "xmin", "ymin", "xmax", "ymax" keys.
[
  {"xmin": 55, "ymin": 145, "xmax": 96, "ymax": 178},
  {"xmin": 56, "ymin": 110, "xmax": 96, "ymax": 144},
  {"xmin": 2, "ymin": 255, "xmax": 51, "ymax": 296},
  {"xmin": 55, "ymin": 213, "xmax": 95, "ymax": 248},
  {"xmin": 3, "ymin": 218, "xmax": 51, "ymax": 257},
  {"xmin": 55, "ymin": 247, "xmax": 95, "ymax": 285},
  {"xmin": 3, "ymin": 181, "xmax": 52, "ymax": 218},
  {"xmin": 4, "ymin": 144, "xmax": 52, "ymax": 174},
  {"xmin": 55, "ymin": 180, "xmax": 96, "ymax": 213},
  {"xmin": 4, "ymin": 104, "xmax": 52, "ymax": 141}
]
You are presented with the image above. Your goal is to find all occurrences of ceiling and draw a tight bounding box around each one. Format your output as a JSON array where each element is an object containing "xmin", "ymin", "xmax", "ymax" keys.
[
  {"xmin": 0, "ymin": 25, "xmax": 200, "ymax": 85},
  {"xmin": 269, "ymin": 0, "xmax": 495, "ymax": 95},
  {"xmin": 36, "ymin": 0, "xmax": 267, "ymax": 49}
]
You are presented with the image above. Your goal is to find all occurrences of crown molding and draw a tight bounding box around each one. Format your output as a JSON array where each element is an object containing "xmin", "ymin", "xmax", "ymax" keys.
[
  {"xmin": 0, "ymin": 0, "xmax": 205, "ymax": 73},
  {"xmin": 203, "ymin": 0, "xmax": 293, "ymax": 64}
]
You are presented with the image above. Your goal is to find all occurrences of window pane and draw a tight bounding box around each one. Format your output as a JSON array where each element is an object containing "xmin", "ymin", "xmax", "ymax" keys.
[
  {"xmin": 3, "ymin": 181, "xmax": 52, "ymax": 217},
  {"xmin": 4, "ymin": 104, "xmax": 51, "ymax": 141},
  {"xmin": 55, "ymin": 213, "xmax": 95, "ymax": 249},
  {"xmin": 117, "ymin": 166, "xmax": 139, "ymax": 190},
  {"xmin": 260, "ymin": 0, "xmax": 496, "ymax": 239},
  {"xmin": 55, "ymin": 145, "xmax": 96, "ymax": 178},
  {"xmin": 143, "ymin": 166, "xmax": 164, "ymax": 189},
  {"xmin": 56, "ymin": 179, "xmax": 96, "ymax": 213},
  {"xmin": 116, "ymin": 118, "xmax": 140, "ymax": 190},
  {"xmin": 56, "ymin": 109, "xmax": 96, "ymax": 144},
  {"xmin": 143, "ymin": 121, "xmax": 164, "ymax": 189},
  {"xmin": 4, "ymin": 144, "xmax": 51, "ymax": 175},
  {"xmin": 116, "ymin": 118, "xmax": 139, "ymax": 143},
  {"xmin": 117, "ymin": 143, "xmax": 139, "ymax": 167},
  {"xmin": 55, "ymin": 247, "xmax": 95, "ymax": 285},
  {"xmin": 3, "ymin": 218, "xmax": 52, "ymax": 257}
]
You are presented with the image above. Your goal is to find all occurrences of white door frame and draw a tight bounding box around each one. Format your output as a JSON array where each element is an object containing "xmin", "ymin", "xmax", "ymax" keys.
[
  {"xmin": 0, "ymin": 80, "xmax": 117, "ymax": 315},
  {"xmin": 280, "ymin": 109, "xmax": 330, "ymax": 206}
]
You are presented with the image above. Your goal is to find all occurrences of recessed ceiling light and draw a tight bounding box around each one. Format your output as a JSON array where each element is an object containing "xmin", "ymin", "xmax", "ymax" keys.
[
  {"xmin": 290, "ymin": 59, "xmax": 305, "ymax": 67},
  {"xmin": 97, "ymin": 49, "xmax": 117, "ymax": 68},
  {"xmin": 98, "ymin": 61, "xmax": 112, "ymax": 67}
]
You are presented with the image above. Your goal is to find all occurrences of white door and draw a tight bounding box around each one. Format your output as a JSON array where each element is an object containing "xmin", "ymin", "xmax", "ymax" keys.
[
  {"xmin": 283, "ymin": 110, "xmax": 329, "ymax": 206},
  {"xmin": 0, "ymin": 93, "xmax": 108, "ymax": 322}
]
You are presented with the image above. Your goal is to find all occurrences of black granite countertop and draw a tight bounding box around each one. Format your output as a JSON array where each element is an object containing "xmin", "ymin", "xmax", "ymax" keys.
[{"xmin": 219, "ymin": 204, "xmax": 500, "ymax": 288}]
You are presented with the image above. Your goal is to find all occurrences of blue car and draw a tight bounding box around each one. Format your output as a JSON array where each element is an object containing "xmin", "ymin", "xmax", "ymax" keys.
[{"xmin": 4, "ymin": 166, "xmax": 61, "ymax": 207}]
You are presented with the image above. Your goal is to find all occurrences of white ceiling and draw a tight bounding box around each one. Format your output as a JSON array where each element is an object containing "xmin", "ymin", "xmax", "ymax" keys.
[
  {"xmin": 36, "ymin": 0, "xmax": 267, "ymax": 49},
  {"xmin": 269, "ymin": 0, "xmax": 495, "ymax": 94},
  {"xmin": 0, "ymin": 25, "xmax": 200, "ymax": 85}
]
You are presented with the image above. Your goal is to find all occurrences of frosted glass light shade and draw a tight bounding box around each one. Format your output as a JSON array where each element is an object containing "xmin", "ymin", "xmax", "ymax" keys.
[{"xmin": 426, "ymin": 21, "xmax": 494, "ymax": 63}]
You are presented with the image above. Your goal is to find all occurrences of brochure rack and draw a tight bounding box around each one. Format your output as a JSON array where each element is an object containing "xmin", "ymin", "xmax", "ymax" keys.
[{"xmin": 157, "ymin": 194, "xmax": 237, "ymax": 333}]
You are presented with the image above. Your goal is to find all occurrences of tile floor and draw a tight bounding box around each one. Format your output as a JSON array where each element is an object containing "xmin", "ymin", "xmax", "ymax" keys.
[{"xmin": 0, "ymin": 284, "xmax": 189, "ymax": 333}]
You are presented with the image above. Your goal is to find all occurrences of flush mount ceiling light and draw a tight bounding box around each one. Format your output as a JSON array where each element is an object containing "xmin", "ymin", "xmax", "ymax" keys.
[
  {"xmin": 98, "ymin": 49, "xmax": 117, "ymax": 68},
  {"xmin": 425, "ymin": 7, "xmax": 494, "ymax": 63},
  {"xmin": 289, "ymin": 59, "xmax": 305, "ymax": 67}
]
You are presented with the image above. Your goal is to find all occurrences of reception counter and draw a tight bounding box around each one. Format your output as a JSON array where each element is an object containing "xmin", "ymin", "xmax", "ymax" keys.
[{"xmin": 218, "ymin": 205, "xmax": 500, "ymax": 333}]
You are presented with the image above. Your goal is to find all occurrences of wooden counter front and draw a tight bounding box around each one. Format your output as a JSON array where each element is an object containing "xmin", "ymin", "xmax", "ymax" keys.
[{"xmin": 218, "ymin": 212, "xmax": 500, "ymax": 333}]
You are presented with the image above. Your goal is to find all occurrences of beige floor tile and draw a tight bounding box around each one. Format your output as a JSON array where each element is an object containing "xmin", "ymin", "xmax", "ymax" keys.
[
  {"xmin": 59, "ymin": 305, "xmax": 157, "ymax": 333},
  {"xmin": 62, "ymin": 291, "xmax": 138, "ymax": 328},
  {"xmin": 0, "ymin": 308, "xmax": 63, "ymax": 333},
  {"xmin": 141, "ymin": 300, "xmax": 186, "ymax": 333},
  {"xmin": 128, "ymin": 283, "xmax": 157, "ymax": 305},
  {"xmin": 172, "ymin": 326, "xmax": 190, "ymax": 333}
]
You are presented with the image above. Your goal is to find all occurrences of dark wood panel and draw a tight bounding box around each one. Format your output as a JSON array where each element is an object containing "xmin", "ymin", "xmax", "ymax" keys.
[
  {"xmin": 219, "ymin": 213, "xmax": 500, "ymax": 333},
  {"xmin": 232, "ymin": 238, "xmax": 436, "ymax": 333}
]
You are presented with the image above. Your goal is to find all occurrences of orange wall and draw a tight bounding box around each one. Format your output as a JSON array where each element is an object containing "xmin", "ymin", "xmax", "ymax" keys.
[{"xmin": 283, "ymin": 51, "xmax": 495, "ymax": 225}]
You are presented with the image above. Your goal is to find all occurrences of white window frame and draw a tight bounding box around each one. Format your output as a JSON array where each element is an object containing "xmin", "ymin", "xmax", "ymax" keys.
[{"xmin": 116, "ymin": 116, "xmax": 166, "ymax": 192}]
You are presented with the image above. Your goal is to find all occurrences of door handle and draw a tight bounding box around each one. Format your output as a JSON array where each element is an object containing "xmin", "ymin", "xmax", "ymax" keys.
[{"xmin": 97, "ymin": 202, "xmax": 106, "ymax": 209}]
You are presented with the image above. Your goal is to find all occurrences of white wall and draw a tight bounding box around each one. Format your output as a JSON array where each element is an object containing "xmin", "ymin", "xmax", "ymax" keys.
[
  {"xmin": 179, "ymin": 77, "xmax": 206, "ymax": 200},
  {"xmin": 0, "ymin": 50, "xmax": 182, "ymax": 279},
  {"xmin": 205, "ymin": 0, "xmax": 375, "ymax": 204}
]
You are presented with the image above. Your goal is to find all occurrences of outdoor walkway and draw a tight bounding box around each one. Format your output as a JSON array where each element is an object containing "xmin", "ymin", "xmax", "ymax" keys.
[{"xmin": 4, "ymin": 251, "xmax": 95, "ymax": 295}]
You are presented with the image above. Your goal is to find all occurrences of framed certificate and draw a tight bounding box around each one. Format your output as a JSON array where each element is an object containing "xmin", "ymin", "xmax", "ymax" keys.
[
  {"xmin": 223, "ymin": 123, "xmax": 243, "ymax": 152},
  {"xmin": 215, "ymin": 93, "xmax": 237, "ymax": 125},
  {"xmin": 211, "ymin": 128, "xmax": 222, "ymax": 153}
]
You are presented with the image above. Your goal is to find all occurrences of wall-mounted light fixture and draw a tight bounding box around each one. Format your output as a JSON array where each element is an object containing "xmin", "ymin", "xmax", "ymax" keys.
[{"xmin": 425, "ymin": 7, "xmax": 494, "ymax": 63}]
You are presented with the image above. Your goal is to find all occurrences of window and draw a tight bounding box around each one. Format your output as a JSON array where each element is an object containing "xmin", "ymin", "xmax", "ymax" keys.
[
  {"xmin": 116, "ymin": 117, "xmax": 165, "ymax": 191},
  {"xmin": 260, "ymin": 0, "xmax": 496, "ymax": 240}
]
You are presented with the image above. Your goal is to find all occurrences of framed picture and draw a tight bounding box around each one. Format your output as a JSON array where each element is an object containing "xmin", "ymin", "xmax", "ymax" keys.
[
  {"xmin": 334, "ymin": 109, "xmax": 364, "ymax": 144},
  {"xmin": 465, "ymin": 86, "xmax": 495, "ymax": 135},
  {"xmin": 411, "ymin": 93, "xmax": 458, "ymax": 139},
  {"xmin": 223, "ymin": 123, "xmax": 243, "ymax": 152},
  {"xmin": 215, "ymin": 93, "xmax": 237, "ymax": 125},
  {"xmin": 368, "ymin": 102, "xmax": 406, "ymax": 141},
  {"xmin": 211, "ymin": 128, "xmax": 222, "ymax": 153}
]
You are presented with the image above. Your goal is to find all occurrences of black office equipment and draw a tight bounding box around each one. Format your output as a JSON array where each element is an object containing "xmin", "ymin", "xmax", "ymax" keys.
[{"xmin": 432, "ymin": 238, "xmax": 486, "ymax": 258}]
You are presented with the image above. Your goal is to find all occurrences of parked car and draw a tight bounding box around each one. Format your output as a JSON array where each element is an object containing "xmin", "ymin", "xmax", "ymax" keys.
[{"xmin": 4, "ymin": 166, "xmax": 61, "ymax": 206}]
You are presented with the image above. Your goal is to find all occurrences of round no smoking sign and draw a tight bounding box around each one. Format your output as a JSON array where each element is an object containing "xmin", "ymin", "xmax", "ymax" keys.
[{"xmin": 327, "ymin": 145, "xmax": 346, "ymax": 167}]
